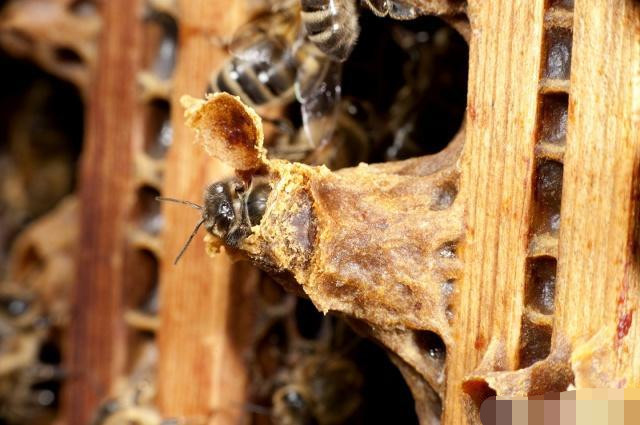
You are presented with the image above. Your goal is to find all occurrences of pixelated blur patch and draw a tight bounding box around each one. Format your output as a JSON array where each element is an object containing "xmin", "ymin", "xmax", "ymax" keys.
[{"xmin": 479, "ymin": 389, "xmax": 640, "ymax": 424}]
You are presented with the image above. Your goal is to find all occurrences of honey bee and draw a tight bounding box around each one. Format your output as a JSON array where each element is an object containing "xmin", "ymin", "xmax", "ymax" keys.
[
  {"xmin": 209, "ymin": 0, "xmax": 355, "ymax": 147},
  {"xmin": 240, "ymin": 311, "xmax": 364, "ymax": 425},
  {"xmin": 270, "ymin": 97, "xmax": 374, "ymax": 169},
  {"xmin": 91, "ymin": 342, "xmax": 205, "ymax": 425},
  {"xmin": 0, "ymin": 285, "xmax": 62, "ymax": 424},
  {"xmin": 90, "ymin": 342, "xmax": 163, "ymax": 425},
  {"xmin": 158, "ymin": 176, "xmax": 271, "ymax": 264},
  {"xmin": 299, "ymin": 0, "xmax": 360, "ymax": 62},
  {"xmin": 0, "ymin": 361, "xmax": 62, "ymax": 424},
  {"xmin": 271, "ymin": 354, "xmax": 363, "ymax": 425},
  {"xmin": 210, "ymin": 0, "xmax": 428, "ymax": 149},
  {"xmin": 384, "ymin": 23, "xmax": 468, "ymax": 160}
]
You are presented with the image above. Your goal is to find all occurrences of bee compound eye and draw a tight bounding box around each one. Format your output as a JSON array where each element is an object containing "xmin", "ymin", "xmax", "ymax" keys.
[
  {"xmin": 211, "ymin": 200, "xmax": 235, "ymax": 235},
  {"xmin": 217, "ymin": 201, "xmax": 233, "ymax": 219}
]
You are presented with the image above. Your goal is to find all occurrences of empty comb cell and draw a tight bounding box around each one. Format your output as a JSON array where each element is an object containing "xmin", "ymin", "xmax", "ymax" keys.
[
  {"xmin": 144, "ymin": 99, "xmax": 172, "ymax": 159},
  {"xmin": 532, "ymin": 160, "xmax": 564, "ymax": 236},
  {"xmin": 548, "ymin": 0, "xmax": 574, "ymax": 9},
  {"xmin": 143, "ymin": 11, "xmax": 178, "ymax": 79},
  {"xmin": 134, "ymin": 185, "xmax": 163, "ymax": 235},
  {"xmin": 525, "ymin": 257, "xmax": 557, "ymax": 314},
  {"xmin": 518, "ymin": 319, "xmax": 552, "ymax": 368},
  {"xmin": 539, "ymin": 93, "xmax": 569, "ymax": 145},
  {"xmin": 543, "ymin": 27, "xmax": 573, "ymax": 80}
]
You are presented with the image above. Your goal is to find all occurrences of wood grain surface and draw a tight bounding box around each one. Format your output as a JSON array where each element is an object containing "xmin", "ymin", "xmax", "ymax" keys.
[
  {"xmin": 553, "ymin": 0, "xmax": 640, "ymax": 375},
  {"xmin": 157, "ymin": 1, "xmax": 260, "ymax": 423},
  {"xmin": 444, "ymin": 0, "xmax": 545, "ymax": 423},
  {"xmin": 65, "ymin": 1, "xmax": 144, "ymax": 424}
]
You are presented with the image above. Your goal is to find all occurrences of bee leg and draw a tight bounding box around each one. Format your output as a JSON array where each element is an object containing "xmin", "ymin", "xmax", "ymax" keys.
[
  {"xmin": 262, "ymin": 116, "xmax": 295, "ymax": 136},
  {"xmin": 224, "ymin": 225, "xmax": 253, "ymax": 249}
]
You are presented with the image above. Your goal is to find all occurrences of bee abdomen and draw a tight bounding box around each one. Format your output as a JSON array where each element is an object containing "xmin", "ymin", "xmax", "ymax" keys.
[
  {"xmin": 216, "ymin": 60, "xmax": 269, "ymax": 105},
  {"xmin": 212, "ymin": 39, "xmax": 297, "ymax": 106},
  {"xmin": 301, "ymin": 0, "xmax": 360, "ymax": 62}
]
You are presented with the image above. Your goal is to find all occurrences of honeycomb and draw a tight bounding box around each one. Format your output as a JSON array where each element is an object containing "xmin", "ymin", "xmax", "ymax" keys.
[
  {"xmin": 0, "ymin": 0, "xmax": 100, "ymax": 97},
  {"xmin": 0, "ymin": 196, "xmax": 76, "ymax": 424},
  {"xmin": 2, "ymin": 1, "xmax": 638, "ymax": 425}
]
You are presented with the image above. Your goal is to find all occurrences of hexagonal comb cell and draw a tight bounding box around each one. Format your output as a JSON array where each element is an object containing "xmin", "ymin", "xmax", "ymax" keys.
[
  {"xmin": 548, "ymin": 0, "xmax": 574, "ymax": 9},
  {"xmin": 543, "ymin": 27, "xmax": 573, "ymax": 80},
  {"xmin": 133, "ymin": 185, "xmax": 163, "ymax": 235},
  {"xmin": 518, "ymin": 319, "xmax": 552, "ymax": 368},
  {"xmin": 144, "ymin": 99, "xmax": 172, "ymax": 159},
  {"xmin": 431, "ymin": 178, "xmax": 459, "ymax": 211},
  {"xmin": 124, "ymin": 248, "xmax": 159, "ymax": 312},
  {"xmin": 142, "ymin": 10, "xmax": 177, "ymax": 79},
  {"xmin": 532, "ymin": 160, "xmax": 563, "ymax": 236},
  {"xmin": 525, "ymin": 257, "xmax": 557, "ymax": 315},
  {"xmin": 538, "ymin": 93, "xmax": 568, "ymax": 145},
  {"xmin": 462, "ymin": 379, "xmax": 496, "ymax": 412},
  {"xmin": 414, "ymin": 330, "xmax": 446, "ymax": 365}
]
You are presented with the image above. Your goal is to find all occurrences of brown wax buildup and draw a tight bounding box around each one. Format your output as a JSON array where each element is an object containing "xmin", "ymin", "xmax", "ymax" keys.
[
  {"xmin": 183, "ymin": 93, "xmax": 465, "ymax": 403},
  {"xmin": 181, "ymin": 93, "xmax": 268, "ymax": 171}
]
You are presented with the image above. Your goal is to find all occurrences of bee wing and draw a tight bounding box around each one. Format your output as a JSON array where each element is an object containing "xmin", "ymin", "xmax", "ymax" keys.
[
  {"xmin": 224, "ymin": 20, "xmax": 283, "ymax": 63},
  {"xmin": 224, "ymin": 8, "xmax": 298, "ymax": 62},
  {"xmin": 362, "ymin": 0, "xmax": 419, "ymax": 19},
  {"xmin": 295, "ymin": 55, "xmax": 342, "ymax": 147},
  {"xmin": 387, "ymin": 1, "xmax": 419, "ymax": 19},
  {"xmin": 362, "ymin": 0, "xmax": 388, "ymax": 17}
]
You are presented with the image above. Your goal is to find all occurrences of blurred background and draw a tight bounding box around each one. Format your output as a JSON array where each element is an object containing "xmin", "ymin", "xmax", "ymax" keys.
[{"xmin": 0, "ymin": 1, "xmax": 467, "ymax": 424}]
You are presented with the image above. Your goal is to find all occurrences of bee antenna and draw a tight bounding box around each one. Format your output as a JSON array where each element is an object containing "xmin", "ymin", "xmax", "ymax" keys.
[
  {"xmin": 156, "ymin": 196, "xmax": 203, "ymax": 211},
  {"xmin": 174, "ymin": 218, "xmax": 206, "ymax": 265}
]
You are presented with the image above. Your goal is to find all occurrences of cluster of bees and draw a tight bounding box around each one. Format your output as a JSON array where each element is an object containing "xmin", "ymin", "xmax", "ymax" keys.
[
  {"xmin": 167, "ymin": 0, "xmax": 468, "ymax": 262},
  {"xmin": 0, "ymin": 283, "xmax": 63, "ymax": 424},
  {"xmin": 239, "ymin": 278, "xmax": 366, "ymax": 425},
  {"xmin": 0, "ymin": 196, "xmax": 76, "ymax": 425},
  {"xmin": 209, "ymin": 0, "xmax": 466, "ymax": 169},
  {"xmin": 0, "ymin": 41, "xmax": 82, "ymax": 424},
  {"xmin": 157, "ymin": 0, "xmax": 467, "ymax": 424}
]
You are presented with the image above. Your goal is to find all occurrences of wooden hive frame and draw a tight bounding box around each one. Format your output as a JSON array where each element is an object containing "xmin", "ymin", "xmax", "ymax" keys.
[
  {"xmin": 64, "ymin": 0, "xmax": 258, "ymax": 423},
  {"xmin": 61, "ymin": 0, "xmax": 640, "ymax": 425}
]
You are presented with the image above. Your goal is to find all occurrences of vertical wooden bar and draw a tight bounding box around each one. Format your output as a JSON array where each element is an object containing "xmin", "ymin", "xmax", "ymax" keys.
[
  {"xmin": 553, "ymin": 0, "xmax": 640, "ymax": 348},
  {"xmin": 444, "ymin": 1, "xmax": 545, "ymax": 423},
  {"xmin": 66, "ymin": 1, "xmax": 144, "ymax": 424},
  {"xmin": 158, "ymin": 1, "xmax": 257, "ymax": 422}
]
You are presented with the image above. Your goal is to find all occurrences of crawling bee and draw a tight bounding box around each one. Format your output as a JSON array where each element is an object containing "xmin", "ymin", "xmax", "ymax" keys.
[
  {"xmin": 384, "ymin": 23, "xmax": 468, "ymax": 160},
  {"xmin": 240, "ymin": 309, "xmax": 363, "ymax": 425},
  {"xmin": 271, "ymin": 354, "xmax": 363, "ymax": 425},
  {"xmin": 90, "ymin": 343, "xmax": 162, "ymax": 425},
  {"xmin": 91, "ymin": 342, "xmax": 206, "ymax": 425},
  {"xmin": 158, "ymin": 176, "xmax": 271, "ymax": 264},
  {"xmin": 210, "ymin": 0, "xmax": 360, "ymax": 147},
  {"xmin": 0, "ymin": 285, "xmax": 62, "ymax": 424},
  {"xmin": 269, "ymin": 97, "xmax": 374, "ymax": 169}
]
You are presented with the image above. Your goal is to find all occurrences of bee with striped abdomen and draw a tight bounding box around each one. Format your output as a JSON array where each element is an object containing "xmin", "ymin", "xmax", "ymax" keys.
[
  {"xmin": 209, "ymin": 0, "xmax": 358, "ymax": 148},
  {"xmin": 299, "ymin": 0, "xmax": 360, "ymax": 62}
]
